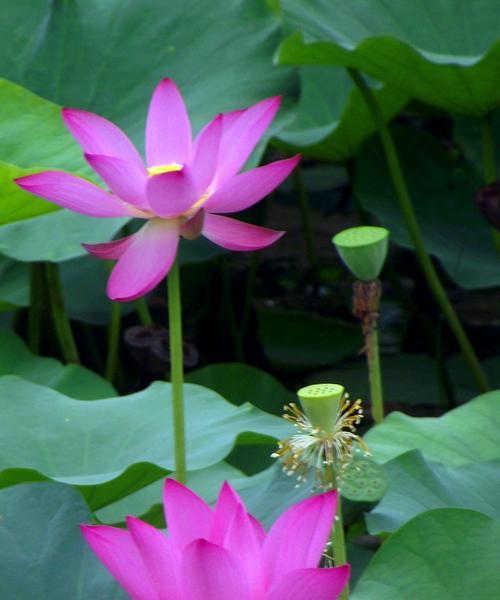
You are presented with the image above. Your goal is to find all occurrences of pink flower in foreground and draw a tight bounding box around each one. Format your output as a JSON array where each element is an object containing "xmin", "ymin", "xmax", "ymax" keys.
[
  {"xmin": 15, "ymin": 79, "xmax": 299, "ymax": 302},
  {"xmin": 82, "ymin": 479, "xmax": 350, "ymax": 600}
]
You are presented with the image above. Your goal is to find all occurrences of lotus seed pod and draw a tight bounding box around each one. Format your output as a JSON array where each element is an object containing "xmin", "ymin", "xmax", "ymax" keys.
[
  {"xmin": 297, "ymin": 383, "xmax": 344, "ymax": 434},
  {"xmin": 333, "ymin": 226, "xmax": 389, "ymax": 281}
]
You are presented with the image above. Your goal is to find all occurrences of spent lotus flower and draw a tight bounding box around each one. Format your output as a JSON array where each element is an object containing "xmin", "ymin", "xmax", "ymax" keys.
[
  {"xmin": 15, "ymin": 79, "xmax": 299, "ymax": 301},
  {"xmin": 81, "ymin": 479, "xmax": 350, "ymax": 600}
]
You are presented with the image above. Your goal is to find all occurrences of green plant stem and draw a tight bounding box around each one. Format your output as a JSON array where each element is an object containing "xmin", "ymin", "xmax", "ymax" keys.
[
  {"xmin": 105, "ymin": 263, "xmax": 122, "ymax": 383},
  {"xmin": 44, "ymin": 262, "xmax": 80, "ymax": 364},
  {"xmin": 330, "ymin": 468, "xmax": 348, "ymax": 599},
  {"xmin": 28, "ymin": 263, "xmax": 44, "ymax": 354},
  {"xmin": 136, "ymin": 296, "xmax": 153, "ymax": 326},
  {"xmin": 367, "ymin": 326, "xmax": 384, "ymax": 424},
  {"xmin": 167, "ymin": 259, "xmax": 187, "ymax": 484},
  {"xmin": 348, "ymin": 68, "xmax": 489, "ymax": 393},
  {"xmin": 480, "ymin": 115, "xmax": 500, "ymax": 252},
  {"xmin": 293, "ymin": 166, "xmax": 319, "ymax": 273}
]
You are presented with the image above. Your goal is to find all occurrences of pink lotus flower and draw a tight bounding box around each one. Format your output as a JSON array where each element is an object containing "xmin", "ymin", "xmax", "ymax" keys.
[
  {"xmin": 15, "ymin": 79, "xmax": 299, "ymax": 301},
  {"xmin": 82, "ymin": 479, "xmax": 350, "ymax": 600}
]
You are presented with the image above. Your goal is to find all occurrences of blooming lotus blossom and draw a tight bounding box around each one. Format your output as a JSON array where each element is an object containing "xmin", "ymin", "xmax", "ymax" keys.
[
  {"xmin": 15, "ymin": 79, "xmax": 299, "ymax": 301},
  {"xmin": 82, "ymin": 479, "xmax": 350, "ymax": 600}
]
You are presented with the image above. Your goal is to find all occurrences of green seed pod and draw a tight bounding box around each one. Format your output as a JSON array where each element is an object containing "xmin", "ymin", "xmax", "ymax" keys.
[
  {"xmin": 297, "ymin": 383, "xmax": 344, "ymax": 434},
  {"xmin": 332, "ymin": 226, "xmax": 389, "ymax": 281}
]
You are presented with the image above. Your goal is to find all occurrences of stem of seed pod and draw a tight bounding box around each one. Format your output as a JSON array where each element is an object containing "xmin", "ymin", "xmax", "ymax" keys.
[
  {"xmin": 330, "ymin": 467, "xmax": 349, "ymax": 600},
  {"xmin": 167, "ymin": 258, "xmax": 187, "ymax": 484},
  {"xmin": 367, "ymin": 325, "xmax": 384, "ymax": 424},
  {"xmin": 480, "ymin": 114, "xmax": 500, "ymax": 253},
  {"xmin": 44, "ymin": 262, "xmax": 80, "ymax": 364},
  {"xmin": 353, "ymin": 280, "xmax": 384, "ymax": 423},
  {"xmin": 348, "ymin": 67, "xmax": 489, "ymax": 394}
]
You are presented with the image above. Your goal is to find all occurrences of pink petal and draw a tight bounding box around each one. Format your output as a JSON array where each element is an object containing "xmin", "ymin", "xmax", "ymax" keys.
[
  {"xmin": 204, "ymin": 155, "xmax": 300, "ymax": 214},
  {"xmin": 107, "ymin": 219, "xmax": 179, "ymax": 302},
  {"xmin": 83, "ymin": 234, "xmax": 135, "ymax": 259},
  {"xmin": 163, "ymin": 479, "xmax": 213, "ymax": 550},
  {"xmin": 15, "ymin": 171, "xmax": 135, "ymax": 217},
  {"xmin": 216, "ymin": 96, "xmax": 281, "ymax": 182},
  {"xmin": 62, "ymin": 108, "xmax": 144, "ymax": 170},
  {"xmin": 182, "ymin": 539, "xmax": 251, "ymax": 600},
  {"xmin": 265, "ymin": 566, "xmax": 351, "ymax": 600},
  {"xmin": 262, "ymin": 491, "xmax": 338, "ymax": 585},
  {"xmin": 223, "ymin": 503, "xmax": 263, "ymax": 593},
  {"xmin": 126, "ymin": 516, "xmax": 181, "ymax": 600},
  {"xmin": 146, "ymin": 168, "xmax": 198, "ymax": 218},
  {"xmin": 85, "ymin": 153, "xmax": 149, "ymax": 210},
  {"xmin": 202, "ymin": 213, "xmax": 284, "ymax": 251},
  {"xmin": 80, "ymin": 524, "xmax": 157, "ymax": 600},
  {"xmin": 210, "ymin": 481, "xmax": 244, "ymax": 545},
  {"xmin": 190, "ymin": 114, "xmax": 222, "ymax": 194},
  {"xmin": 180, "ymin": 209, "xmax": 205, "ymax": 240},
  {"xmin": 249, "ymin": 514, "xmax": 266, "ymax": 545},
  {"xmin": 146, "ymin": 79, "xmax": 192, "ymax": 167}
]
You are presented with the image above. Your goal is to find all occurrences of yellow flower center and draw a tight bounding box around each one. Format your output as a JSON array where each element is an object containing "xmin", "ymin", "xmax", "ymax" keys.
[{"xmin": 147, "ymin": 163, "xmax": 183, "ymax": 176}]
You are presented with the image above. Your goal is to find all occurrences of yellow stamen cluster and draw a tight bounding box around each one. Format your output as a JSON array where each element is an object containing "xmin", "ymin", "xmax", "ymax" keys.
[
  {"xmin": 272, "ymin": 394, "xmax": 370, "ymax": 488},
  {"xmin": 147, "ymin": 163, "xmax": 183, "ymax": 176}
]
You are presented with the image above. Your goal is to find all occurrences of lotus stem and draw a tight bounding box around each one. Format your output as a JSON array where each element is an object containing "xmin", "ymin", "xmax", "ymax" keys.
[
  {"xmin": 136, "ymin": 296, "xmax": 153, "ymax": 326},
  {"xmin": 367, "ymin": 326, "xmax": 384, "ymax": 424},
  {"xmin": 105, "ymin": 263, "xmax": 122, "ymax": 383},
  {"xmin": 480, "ymin": 115, "xmax": 500, "ymax": 252},
  {"xmin": 330, "ymin": 467, "xmax": 348, "ymax": 600},
  {"xmin": 167, "ymin": 258, "xmax": 187, "ymax": 484},
  {"xmin": 44, "ymin": 262, "xmax": 80, "ymax": 364},
  {"xmin": 352, "ymin": 280, "xmax": 384, "ymax": 423},
  {"xmin": 348, "ymin": 68, "xmax": 489, "ymax": 393},
  {"xmin": 293, "ymin": 166, "xmax": 319, "ymax": 273}
]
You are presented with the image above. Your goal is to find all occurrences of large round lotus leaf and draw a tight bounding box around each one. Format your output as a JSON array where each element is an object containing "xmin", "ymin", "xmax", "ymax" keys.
[
  {"xmin": 0, "ymin": 482, "xmax": 126, "ymax": 599},
  {"xmin": 0, "ymin": 376, "xmax": 291, "ymax": 511},
  {"xmin": 278, "ymin": 0, "xmax": 500, "ymax": 115},
  {"xmin": 365, "ymin": 390, "xmax": 500, "ymax": 466},
  {"xmin": 275, "ymin": 66, "xmax": 408, "ymax": 162},
  {"xmin": 352, "ymin": 509, "xmax": 500, "ymax": 600},
  {"xmin": 367, "ymin": 450, "xmax": 500, "ymax": 535},
  {"xmin": 355, "ymin": 127, "xmax": 499, "ymax": 289}
]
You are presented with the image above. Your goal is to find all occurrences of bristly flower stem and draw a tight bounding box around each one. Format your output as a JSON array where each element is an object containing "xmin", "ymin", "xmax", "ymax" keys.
[
  {"xmin": 348, "ymin": 67, "xmax": 489, "ymax": 393},
  {"xmin": 167, "ymin": 258, "xmax": 187, "ymax": 484},
  {"xmin": 44, "ymin": 262, "xmax": 80, "ymax": 364},
  {"xmin": 352, "ymin": 280, "xmax": 384, "ymax": 423},
  {"xmin": 480, "ymin": 114, "xmax": 500, "ymax": 253}
]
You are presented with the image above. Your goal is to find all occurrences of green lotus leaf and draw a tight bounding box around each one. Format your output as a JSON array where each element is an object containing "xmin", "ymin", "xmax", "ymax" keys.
[
  {"xmin": 0, "ymin": 376, "xmax": 291, "ymax": 510},
  {"xmin": 367, "ymin": 450, "xmax": 500, "ymax": 535},
  {"xmin": 365, "ymin": 390, "xmax": 500, "ymax": 466},
  {"xmin": 0, "ymin": 482, "xmax": 126, "ymax": 599},
  {"xmin": 352, "ymin": 509, "xmax": 500, "ymax": 600},
  {"xmin": 278, "ymin": 0, "xmax": 500, "ymax": 115}
]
